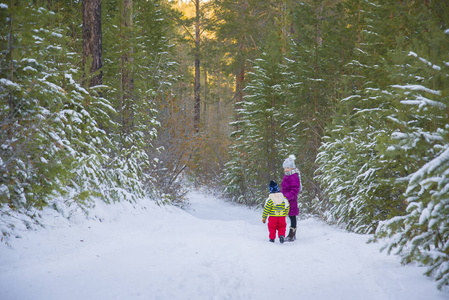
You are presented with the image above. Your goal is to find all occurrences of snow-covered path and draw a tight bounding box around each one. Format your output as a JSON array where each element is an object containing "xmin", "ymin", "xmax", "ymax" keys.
[{"xmin": 0, "ymin": 192, "xmax": 447, "ymax": 300}]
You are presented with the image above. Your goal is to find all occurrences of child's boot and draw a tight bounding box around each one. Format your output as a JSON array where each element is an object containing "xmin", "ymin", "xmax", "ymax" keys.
[
  {"xmin": 269, "ymin": 239, "xmax": 275, "ymax": 243},
  {"xmin": 286, "ymin": 227, "xmax": 296, "ymax": 242},
  {"xmin": 279, "ymin": 235, "xmax": 285, "ymax": 244}
]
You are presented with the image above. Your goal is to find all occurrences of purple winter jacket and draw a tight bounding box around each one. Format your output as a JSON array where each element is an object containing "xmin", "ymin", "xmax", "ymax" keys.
[{"xmin": 281, "ymin": 172, "xmax": 301, "ymax": 216}]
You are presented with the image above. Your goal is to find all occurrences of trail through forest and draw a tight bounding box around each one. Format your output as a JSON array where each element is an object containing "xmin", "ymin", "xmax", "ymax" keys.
[{"xmin": 0, "ymin": 192, "xmax": 447, "ymax": 300}]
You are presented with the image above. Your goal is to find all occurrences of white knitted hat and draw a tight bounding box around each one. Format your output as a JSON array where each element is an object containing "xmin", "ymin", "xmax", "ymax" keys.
[{"xmin": 283, "ymin": 155, "xmax": 296, "ymax": 169}]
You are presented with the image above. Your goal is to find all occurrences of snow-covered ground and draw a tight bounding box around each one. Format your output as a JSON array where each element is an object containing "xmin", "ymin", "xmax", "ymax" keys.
[{"xmin": 0, "ymin": 192, "xmax": 447, "ymax": 300}]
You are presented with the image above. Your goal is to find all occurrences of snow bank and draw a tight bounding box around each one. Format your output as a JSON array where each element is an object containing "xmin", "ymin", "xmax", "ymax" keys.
[{"xmin": 0, "ymin": 192, "xmax": 447, "ymax": 300}]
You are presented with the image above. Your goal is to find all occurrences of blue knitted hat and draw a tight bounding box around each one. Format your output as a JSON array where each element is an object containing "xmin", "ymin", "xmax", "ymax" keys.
[{"xmin": 269, "ymin": 180, "xmax": 280, "ymax": 193}]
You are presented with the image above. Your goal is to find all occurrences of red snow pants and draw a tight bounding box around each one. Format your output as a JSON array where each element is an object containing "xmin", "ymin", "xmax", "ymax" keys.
[{"xmin": 267, "ymin": 216, "xmax": 287, "ymax": 240}]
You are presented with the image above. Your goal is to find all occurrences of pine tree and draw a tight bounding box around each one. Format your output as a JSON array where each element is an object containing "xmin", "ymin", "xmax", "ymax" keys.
[
  {"xmin": 98, "ymin": 0, "xmax": 178, "ymax": 202},
  {"xmin": 374, "ymin": 1, "xmax": 449, "ymax": 288},
  {"xmin": 208, "ymin": 0, "xmax": 283, "ymax": 120},
  {"xmin": 315, "ymin": 0, "xmax": 410, "ymax": 233},
  {"xmin": 222, "ymin": 0, "xmax": 347, "ymax": 208},
  {"xmin": 223, "ymin": 30, "xmax": 289, "ymax": 205},
  {"xmin": 0, "ymin": 0, "xmax": 178, "ymax": 239},
  {"xmin": 285, "ymin": 0, "xmax": 344, "ymax": 213},
  {"xmin": 0, "ymin": 1, "xmax": 114, "ymax": 220}
]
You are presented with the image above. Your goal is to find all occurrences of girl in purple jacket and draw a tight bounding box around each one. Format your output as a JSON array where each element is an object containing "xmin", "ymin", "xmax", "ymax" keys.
[{"xmin": 281, "ymin": 155, "xmax": 302, "ymax": 242}]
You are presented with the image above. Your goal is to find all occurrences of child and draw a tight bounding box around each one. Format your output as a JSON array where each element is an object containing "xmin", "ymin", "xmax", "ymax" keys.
[
  {"xmin": 262, "ymin": 181, "xmax": 290, "ymax": 243},
  {"xmin": 281, "ymin": 155, "xmax": 302, "ymax": 242}
]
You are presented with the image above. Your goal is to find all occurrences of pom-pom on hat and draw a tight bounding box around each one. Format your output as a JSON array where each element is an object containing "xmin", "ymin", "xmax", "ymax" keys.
[
  {"xmin": 283, "ymin": 154, "xmax": 296, "ymax": 169},
  {"xmin": 269, "ymin": 180, "xmax": 280, "ymax": 193}
]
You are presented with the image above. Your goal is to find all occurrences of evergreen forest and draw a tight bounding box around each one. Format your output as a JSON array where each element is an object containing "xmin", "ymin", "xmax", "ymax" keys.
[{"xmin": 1, "ymin": 0, "xmax": 449, "ymax": 289}]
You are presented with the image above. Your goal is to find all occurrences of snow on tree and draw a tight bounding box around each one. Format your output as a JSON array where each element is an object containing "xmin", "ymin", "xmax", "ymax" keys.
[
  {"xmin": 374, "ymin": 22, "xmax": 449, "ymax": 288},
  {"xmin": 224, "ymin": 31, "xmax": 291, "ymax": 205},
  {"xmin": 0, "ymin": 3, "xmax": 114, "ymax": 224},
  {"xmin": 314, "ymin": 0, "xmax": 403, "ymax": 233},
  {"xmin": 0, "ymin": 0, "xmax": 177, "ymax": 240}
]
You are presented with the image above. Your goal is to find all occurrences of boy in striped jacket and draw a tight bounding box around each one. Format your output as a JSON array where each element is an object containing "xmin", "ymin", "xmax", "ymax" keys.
[{"xmin": 262, "ymin": 181, "xmax": 290, "ymax": 243}]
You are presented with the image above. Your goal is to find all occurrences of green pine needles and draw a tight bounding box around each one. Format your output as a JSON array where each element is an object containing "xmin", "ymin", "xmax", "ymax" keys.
[
  {"xmin": 317, "ymin": 0, "xmax": 449, "ymax": 289},
  {"xmin": 1, "ymin": 0, "xmax": 175, "ymax": 239}
]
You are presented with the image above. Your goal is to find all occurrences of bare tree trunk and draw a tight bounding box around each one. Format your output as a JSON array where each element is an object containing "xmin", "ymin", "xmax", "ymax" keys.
[
  {"xmin": 82, "ymin": 0, "xmax": 103, "ymax": 88},
  {"xmin": 8, "ymin": 8, "xmax": 14, "ymax": 119},
  {"xmin": 312, "ymin": 2, "xmax": 324, "ymax": 155},
  {"xmin": 203, "ymin": 69, "xmax": 208, "ymax": 131},
  {"xmin": 193, "ymin": 0, "xmax": 201, "ymax": 133},
  {"xmin": 120, "ymin": 0, "xmax": 134, "ymax": 136},
  {"xmin": 234, "ymin": 64, "xmax": 245, "ymax": 122}
]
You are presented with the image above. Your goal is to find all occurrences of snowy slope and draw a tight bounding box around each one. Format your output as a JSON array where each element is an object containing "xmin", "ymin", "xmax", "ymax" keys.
[{"xmin": 0, "ymin": 192, "xmax": 447, "ymax": 300}]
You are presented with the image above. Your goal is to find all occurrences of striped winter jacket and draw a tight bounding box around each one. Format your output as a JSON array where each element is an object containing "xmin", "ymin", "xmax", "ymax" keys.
[{"xmin": 262, "ymin": 192, "xmax": 290, "ymax": 219}]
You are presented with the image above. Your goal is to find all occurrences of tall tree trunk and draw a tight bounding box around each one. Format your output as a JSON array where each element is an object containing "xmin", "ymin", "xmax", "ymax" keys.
[
  {"xmin": 234, "ymin": 64, "xmax": 245, "ymax": 122},
  {"xmin": 203, "ymin": 69, "xmax": 208, "ymax": 131},
  {"xmin": 234, "ymin": 0, "xmax": 247, "ymax": 122},
  {"xmin": 312, "ymin": 1, "xmax": 323, "ymax": 156},
  {"xmin": 82, "ymin": 0, "xmax": 103, "ymax": 88},
  {"xmin": 193, "ymin": 0, "xmax": 201, "ymax": 133},
  {"xmin": 7, "ymin": 8, "xmax": 14, "ymax": 120},
  {"xmin": 120, "ymin": 0, "xmax": 134, "ymax": 136}
]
